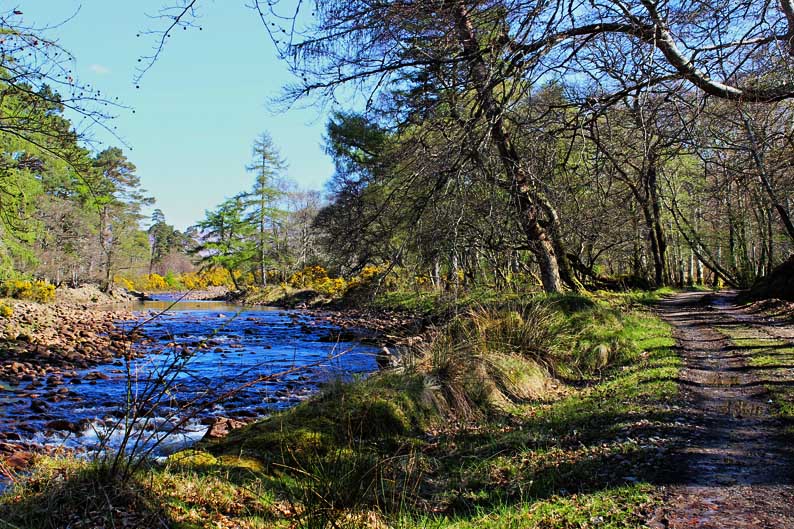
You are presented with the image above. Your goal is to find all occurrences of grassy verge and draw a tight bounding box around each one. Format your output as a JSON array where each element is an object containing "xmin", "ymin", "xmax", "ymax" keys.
[{"xmin": 0, "ymin": 293, "xmax": 680, "ymax": 529}]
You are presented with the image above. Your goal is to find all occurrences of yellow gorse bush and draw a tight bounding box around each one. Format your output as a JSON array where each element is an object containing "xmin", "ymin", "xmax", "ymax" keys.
[
  {"xmin": 414, "ymin": 275, "xmax": 430, "ymax": 286},
  {"xmin": 115, "ymin": 267, "xmax": 237, "ymax": 292},
  {"xmin": 288, "ymin": 265, "xmax": 330, "ymax": 288},
  {"xmin": 179, "ymin": 272, "xmax": 204, "ymax": 290},
  {"xmin": 203, "ymin": 268, "xmax": 235, "ymax": 287},
  {"xmin": 114, "ymin": 264, "xmax": 387, "ymax": 299},
  {"xmin": 0, "ymin": 280, "xmax": 56, "ymax": 303},
  {"xmin": 144, "ymin": 274, "xmax": 168, "ymax": 290},
  {"xmin": 114, "ymin": 276, "xmax": 136, "ymax": 291},
  {"xmin": 347, "ymin": 264, "xmax": 385, "ymax": 290},
  {"xmin": 288, "ymin": 265, "xmax": 348, "ymax": 296}
]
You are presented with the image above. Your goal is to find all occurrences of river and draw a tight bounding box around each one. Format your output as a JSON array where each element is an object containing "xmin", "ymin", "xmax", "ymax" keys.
[{"xmin": 0, "ymin": 295, "xmax": 380, "ymax": 458}]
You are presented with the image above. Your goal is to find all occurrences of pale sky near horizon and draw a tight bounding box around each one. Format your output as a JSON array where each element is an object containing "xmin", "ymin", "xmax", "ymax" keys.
[{"xmin": 21, "ymin": 1, "xmax": 337, "ymax": 230}]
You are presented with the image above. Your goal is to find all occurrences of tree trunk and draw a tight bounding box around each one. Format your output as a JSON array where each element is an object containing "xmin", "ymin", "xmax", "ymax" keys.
[
  {"xmin": 99, "ymin": 207, "xmax": 113, "ymax": 292},
  {"xmin": 260, "ymin": 196, "xmax": 268, "ymax": 287},
  {"xmin": 452, "ymin": 2, "xmax": 564, "ymax": 293},
  {"xmin": 646, "ymin": 157, "xmax": 667, "ymax": 286},
  {"xmin": 533, "ymin": 240, "xmax": 563, "ymax": 293},
  {"xmin": 451, "ymin": 251, "xmax": 460, "ymax": 291},
  {"xmin": 103, "ymin": 250, "xmax": 113, "ymax": 293}
]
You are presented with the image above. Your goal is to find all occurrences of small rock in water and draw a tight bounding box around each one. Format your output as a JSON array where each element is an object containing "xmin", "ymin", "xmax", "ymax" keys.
[
  {"xmin": 30, "ymin": 399, "xmax": 48, "ymax": 413},
  {"xmin": 3, "ymin": 451, "xmax": 33, "ymax": 470},
  {"xmin": 45, "ymin": 419, "xmax": 80, "ymax": 433}
]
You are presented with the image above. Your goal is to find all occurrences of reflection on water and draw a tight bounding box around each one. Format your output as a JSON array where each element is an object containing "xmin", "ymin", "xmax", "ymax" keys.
[
  {"xmin": 0, "ymin": 294, "xmax": 379, "ymax": 458},
  {"xmin": 137, "ymin": 297, "xmax": 278, "ymax": 313}
]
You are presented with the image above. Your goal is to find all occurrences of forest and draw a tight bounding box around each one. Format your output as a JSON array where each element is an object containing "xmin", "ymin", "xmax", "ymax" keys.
[
  {"xmin": 0, "ymin": 2, "xmax": 794, "ymax": 529},
  {"xmin": 1, "ymin": 2, "xmax": 792, "ymax": 302}
]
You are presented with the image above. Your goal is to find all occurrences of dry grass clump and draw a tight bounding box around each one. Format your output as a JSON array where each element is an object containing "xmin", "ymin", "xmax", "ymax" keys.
[
  {"xmin": 414, "ymin": 302, "xmax": 564, "ymax": 418},
  {"xmin": 411, "ymin": 295, "xmax": 635, "ymax": 418},
  {"xmin": 0, "ymin": 458, "xmax": 170, "ymax": 529}
]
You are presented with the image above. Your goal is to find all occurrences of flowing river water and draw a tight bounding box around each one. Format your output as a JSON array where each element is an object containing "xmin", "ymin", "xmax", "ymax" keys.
[{"xmin": 0, "ymin": 295, "xmax": 380, "ymax": 461}]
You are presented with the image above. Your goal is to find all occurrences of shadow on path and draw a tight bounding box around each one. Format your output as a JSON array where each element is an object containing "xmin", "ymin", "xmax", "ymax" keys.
[{"xmin": 649, "ymin": 291, "xmax": 794, "ymax": 529}]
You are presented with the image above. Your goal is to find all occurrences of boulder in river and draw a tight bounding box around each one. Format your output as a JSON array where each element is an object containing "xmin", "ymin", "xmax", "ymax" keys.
[
  {"xmin": 45, "ymin": 419, "xmax": 81, "ymax": 433},
  {"xmin": 1, "ymin": 450, "xmax": 34, "ymax": 471}
]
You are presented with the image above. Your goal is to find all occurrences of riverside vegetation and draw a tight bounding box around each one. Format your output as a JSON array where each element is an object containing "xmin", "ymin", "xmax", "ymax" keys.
[
  {"xmin": 1, "ymin": 2, "xmax": 794, "ymax": 528},
  {"xmin": 0, "ymin": 289, "xmax": 681, "ymax": 529}
]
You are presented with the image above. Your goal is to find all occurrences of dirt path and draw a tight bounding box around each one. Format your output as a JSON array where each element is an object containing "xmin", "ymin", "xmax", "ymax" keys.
[{"xmin": 649, "ymin": 291, "xmax": 794, "ymax": 528}]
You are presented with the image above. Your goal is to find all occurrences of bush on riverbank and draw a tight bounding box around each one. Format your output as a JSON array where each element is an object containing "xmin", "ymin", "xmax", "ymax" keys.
[
  {"xmin": 114, "ymin": 268, "xmax": 236, "ymax": 292},
  {"xmin": 230, "ymin": 265, "xmax": 386, "ymax": 307},
  {"xmin": 0, "ymin": 279, "xmax": 56, "ymax": 303},
  {"xmin": 0, "ymin": 293, "xmax": 679, "ymax": 528}
]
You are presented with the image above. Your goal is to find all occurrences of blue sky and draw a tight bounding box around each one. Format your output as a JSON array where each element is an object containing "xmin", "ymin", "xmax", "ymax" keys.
[{"xmin": 22, "ymin": 1, "xmax": 335, "ymax": 230}]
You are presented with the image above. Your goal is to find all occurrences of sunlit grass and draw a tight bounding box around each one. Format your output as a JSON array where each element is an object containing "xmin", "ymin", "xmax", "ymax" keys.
[{"xmin": 393, "ymin": 484, "xmax": 653, "ymax": 529}]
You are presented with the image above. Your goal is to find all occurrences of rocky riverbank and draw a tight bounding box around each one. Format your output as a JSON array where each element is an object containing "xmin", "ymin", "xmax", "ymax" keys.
[
  {"xmin": 149, "ymin": 286, "xmax": 230, "ymax": 301},
  {"xmin": 0, "ymin": 294, "xmax": 391, "ymax": 475},
  {"xmin": 305, "ymin": 307, "xmax": 433, "ymax": 370},
  {"xmin": 311, "ymin": 308, "xmax": 427, "ymax": 342},
  {"xmin": 0, "ymin": 294, "xmax": 147, "ymax": 469},
  {"xmin": 0, "ymin": 301, "xmax": 141, "ymax": 385}
]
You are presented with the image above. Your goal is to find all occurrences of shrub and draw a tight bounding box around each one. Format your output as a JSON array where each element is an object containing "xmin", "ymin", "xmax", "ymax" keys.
[
  {"xmin": 114, "ymin": 276, "xmax": 136, "ymax": 291},
  {"xmin": 288, "ymin": 266, "xmax": 348, "ymax": 297},
  {"xmin": 179, "ymin": 271, "xmax": 205, "ymax": 290},
  {"xmin": 0, "ymin": 303, "xmax": 13, "ymax": 317},
  {"xmin": 0, "ymin": 279, "xmax": 56, "ymax": 303},
  {"xmin": 114, "ymin": 268, "xmax": 237, "ymax": 292},
  {"xmin": 415, "ymin": 296, "xmax": 637, "ymax": 416},
  {"xmin": 202, "ymin": 267, "xmax": 235, "ymax": 287},
  {"xmin": 142, "ymin": 273, "xmax": 168, "ymax": 291},
  {"xmin": 289, "ymin": 265, "xmax": 329, "ymax": 288}
]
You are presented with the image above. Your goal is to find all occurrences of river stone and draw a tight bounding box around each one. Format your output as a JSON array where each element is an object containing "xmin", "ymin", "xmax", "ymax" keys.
[
  {"xmin": 3, "ymin": 451, "xmax": 34, "ymax": 470},
  {"xmin": 30, "ymin": 399, "xmax": 48, "ymax": 413},
  {"xmin": 45, "ymin": 419, "xmax": 80, "ymax": 433},
  {"xmin": 201, "ymin": 417, "xmax": 247, "ymax": 440}
]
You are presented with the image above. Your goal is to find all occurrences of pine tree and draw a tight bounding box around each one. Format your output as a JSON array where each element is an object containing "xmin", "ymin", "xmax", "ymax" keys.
[{"xmin": 243, "ymin": 132, "xmax": 286, "ymax": 286}]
